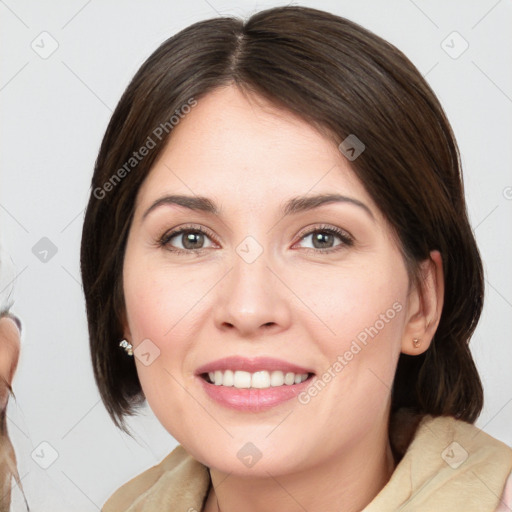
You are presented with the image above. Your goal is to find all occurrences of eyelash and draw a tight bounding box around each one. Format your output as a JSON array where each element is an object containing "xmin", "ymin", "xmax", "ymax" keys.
[{"xmin": 157, "ymin": 223, "xmax": 354, "ymax": 255}]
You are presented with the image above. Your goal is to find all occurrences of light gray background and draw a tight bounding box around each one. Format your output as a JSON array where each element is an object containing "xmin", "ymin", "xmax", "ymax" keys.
[{"xmin": 1, "ymin": 0, "xmax": 511, "ymax": 510}]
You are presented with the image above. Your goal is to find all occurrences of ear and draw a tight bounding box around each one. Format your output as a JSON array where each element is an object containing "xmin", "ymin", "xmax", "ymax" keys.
[{"xmin": 401, "ymin": 250, "xmax": 444, "ymax": 355}]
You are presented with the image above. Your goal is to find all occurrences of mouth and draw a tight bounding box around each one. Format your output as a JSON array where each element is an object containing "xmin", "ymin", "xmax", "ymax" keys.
[
  {"xmin": 195, "ymin": 356, "xmax": 316, "ymax": 411},
  {"xmin": 200, "ymin": 370, "xmax": 315, "ymax": 389}
]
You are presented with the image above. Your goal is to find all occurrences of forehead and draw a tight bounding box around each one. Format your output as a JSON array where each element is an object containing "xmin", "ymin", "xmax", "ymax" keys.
[{"xmin": 136, "ymin": 85, "xmax": 376, "ymax": 217}]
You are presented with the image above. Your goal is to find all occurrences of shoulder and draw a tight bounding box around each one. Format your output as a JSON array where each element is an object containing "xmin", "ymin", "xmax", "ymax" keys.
[
  {"xmin": 102, "ymin": 445, "xmax": 210, "ymax": 512},
  {"xmin": 411, "ymin": 415, "xmax": 512, "ymax": 510},
  {"xmin": 365, "ymin": 412, "xmax": 512, "ymax": 511},
  {"xmin": 495, "ymin": 471, "xmax": 512, "ymax": 512},
  {"xmin": 390, "ymin": 409, "xmax": 512, "ymax": 464},
  {"xmin": 416, "ymin": 414, "xmax": 512, "ymax": 461},
  {"xmin": 414, "ymin": 415, "xmax": 512, "ymax": 457},
  {"xmin": 411, "ymin": 413, "xmax": 512, "ymax": 480}
]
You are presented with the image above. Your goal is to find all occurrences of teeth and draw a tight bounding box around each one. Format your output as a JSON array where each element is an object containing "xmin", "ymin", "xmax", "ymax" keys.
[
  {"xmin": 222, "ymin": 369, "xmax": 234, "ymax": 386},
  {"xmin": 206, "ymin": 370, "xmax": 309, "ymax": 388},
  {"xmin": 270, "ymin": 371, "xmax": 284, "ymax": 386},
  {"xmin": 251, "ymin": 371, "xmax": 269, "ymax": 389},
  {"xmin": 284, "ymin": 372, "xmax": 295, "ymax": 385}
]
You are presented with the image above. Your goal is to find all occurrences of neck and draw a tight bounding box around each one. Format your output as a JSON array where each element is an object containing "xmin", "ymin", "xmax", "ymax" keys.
[{"xmin": 205, "ymin": 421, "xmax": 396, "ymax": 512}]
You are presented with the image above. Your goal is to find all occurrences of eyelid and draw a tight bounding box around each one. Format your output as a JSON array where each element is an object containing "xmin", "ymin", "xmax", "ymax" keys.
[
  {"xmin": 295, "ymin": 223, "xmax": 353, "ymax": 241},
  {"xmin": 159, "ymin": 222, "xmax": 354, "ymax": 254},
  {"xmin": 293, "ymin": 224, "xmax": 354, "ymax": 251},
  {"xmin": 159, "ymin": 224, "xmax": 219, "ymax": 249}
]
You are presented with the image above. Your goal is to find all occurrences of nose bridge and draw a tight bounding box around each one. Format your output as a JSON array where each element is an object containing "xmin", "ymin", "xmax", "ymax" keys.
[{"xmin": 213, "ymin": 236, "xmax": 290, "ymax": 335}]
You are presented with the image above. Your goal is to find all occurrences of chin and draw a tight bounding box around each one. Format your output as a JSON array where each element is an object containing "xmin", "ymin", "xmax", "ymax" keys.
[{"xmin": 180, "ymin": 434, "xmax": 311, "ymax": 477}]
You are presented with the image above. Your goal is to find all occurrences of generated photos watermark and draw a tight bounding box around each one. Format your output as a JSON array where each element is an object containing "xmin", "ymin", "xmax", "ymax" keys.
[
  {"xmin": 298, "ymin": 300, "xmax": 403, "ymax": 404},
  {"xmin": 93, "ymin": 97, "xmax": 198, "ymax": 199}
]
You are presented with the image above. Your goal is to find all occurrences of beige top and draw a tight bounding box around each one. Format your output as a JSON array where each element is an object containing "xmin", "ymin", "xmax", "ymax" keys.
[{"xmin": 103, "ymin": 414, "xmax": 512, "ymax": 511}]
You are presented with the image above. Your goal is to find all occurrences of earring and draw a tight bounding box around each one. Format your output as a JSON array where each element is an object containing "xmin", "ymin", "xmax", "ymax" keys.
[
  {"xmin": 119, "ymin": 339, "xmax": 133, "ymax": 356},
  {"xmin": 412, "ymin": 338, "xmax": 421, "ymax": 348}
]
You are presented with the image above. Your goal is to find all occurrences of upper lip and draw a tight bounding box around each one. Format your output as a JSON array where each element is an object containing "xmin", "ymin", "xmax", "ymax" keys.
[{"xmin": 195, "ymin": 356, "xmax": 314, "ymax": 375}]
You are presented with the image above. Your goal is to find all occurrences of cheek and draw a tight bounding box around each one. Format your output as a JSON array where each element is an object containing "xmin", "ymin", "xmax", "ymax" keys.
[
  {"xmin": 295, "ymin": 259, "xmax": 408, "ymax": 413},
  {"xmin": 123, "ymin": 268, "xmax": 192, "ymax": 431},
  {"xmin": 122, "ymin": 260, "xmax": 210, "ymax": 423},
  {"xmin": 124, "ymin": 275, "xmax": 170, "ymax": 339},
  {"xmin": 296, "ymin": 260, "xmax": 407, "ymax": 345},
  {"xmin": 123, "ymin": 257, "xmax": 203, "ymax": 345}
]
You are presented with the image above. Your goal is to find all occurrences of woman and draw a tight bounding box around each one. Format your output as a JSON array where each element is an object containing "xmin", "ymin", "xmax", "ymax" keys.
[
  {"xmin": 0, "ymin": 308, "xmax": 21, "ymax": 512},
  {"xmin": 0, "ymin": 245, "xmax": 27, "ymax": 511},
  {"xmin": 80, "ymin": 6, "xmax": 512, "ymax": 511}
]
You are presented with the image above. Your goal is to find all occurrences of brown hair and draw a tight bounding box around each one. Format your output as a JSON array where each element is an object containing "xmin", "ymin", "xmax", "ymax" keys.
[{"xmin": 80, "ymin": 5, "xmax": 484, "ymax": 431}]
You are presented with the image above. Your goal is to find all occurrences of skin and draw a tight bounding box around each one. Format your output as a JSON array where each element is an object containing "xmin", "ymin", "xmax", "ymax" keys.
[
  {"xmin": 122, "ymin": 84, "xmax": 444, "ymax": 512},
  {"xmin": 0, "ymin": 311, "xmax": 21, "ymax": 511},
  {"xmin": 0, "ymin": 313, "xmax": 20, "ymax": 409}
]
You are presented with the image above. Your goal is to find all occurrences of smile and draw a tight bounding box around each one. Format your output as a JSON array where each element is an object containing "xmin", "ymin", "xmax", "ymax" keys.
[
  {"xmin": 203, "ymin": 370, "xmax": 311, "ymax": 388},
  {"xmin": 195, "ymin": 356, "xmax": 316, "ymax": 412}
]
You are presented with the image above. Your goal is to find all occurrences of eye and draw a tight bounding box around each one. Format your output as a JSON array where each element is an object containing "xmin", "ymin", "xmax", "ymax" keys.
[
  {"xmin": 157, "ymin": 223, "xmax": 354, "ymax": 255},
  {"xmin": 295, "ymin": 224, "xmax": 354, "ymax": 253},
  {"xmin": 158, "ymin": 224, "xmax": 217, "ymax": 254}
]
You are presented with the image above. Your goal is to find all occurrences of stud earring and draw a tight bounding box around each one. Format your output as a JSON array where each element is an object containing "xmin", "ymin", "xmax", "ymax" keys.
[
  {"xmin": 119, "ymin": 339, "xmax": 133, "ymax": 356},
  {"xmin": 412, "ymin": 338, "xmax": 421, "ymax": 348}
]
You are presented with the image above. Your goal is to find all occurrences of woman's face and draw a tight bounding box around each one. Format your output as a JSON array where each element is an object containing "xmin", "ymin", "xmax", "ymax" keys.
[{"xmin": 122, "ymin": 85, "xmax": 417, "ymax": 475}]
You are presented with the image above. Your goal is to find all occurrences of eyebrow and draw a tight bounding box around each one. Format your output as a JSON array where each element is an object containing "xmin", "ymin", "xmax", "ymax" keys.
[{"xmin": 142, "ymin": 193, "xmax": 374, "ymax": 221}]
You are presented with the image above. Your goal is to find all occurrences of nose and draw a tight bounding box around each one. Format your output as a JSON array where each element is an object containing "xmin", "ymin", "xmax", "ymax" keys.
[{"xmin": 213, "ymin": 249, "xmax": 292, "ymax": 338}]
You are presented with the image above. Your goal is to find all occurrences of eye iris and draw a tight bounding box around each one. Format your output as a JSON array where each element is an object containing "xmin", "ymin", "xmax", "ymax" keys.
[
  {"xmin": 183, "ymin": 231, "xmax": 204, "ymax": 249},
  {"xmin": 313, "ymin": 231, "xmax": 334, "ymax": 249},
  {"xmin": 172, "ymin": 229, "xmax": 342, "ymax": 251}
]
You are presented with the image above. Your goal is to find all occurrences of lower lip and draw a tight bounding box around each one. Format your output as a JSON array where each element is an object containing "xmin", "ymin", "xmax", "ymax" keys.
[{"xmin": 197, "ymin": 375, "xmax": 314, "ymax": 412}]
